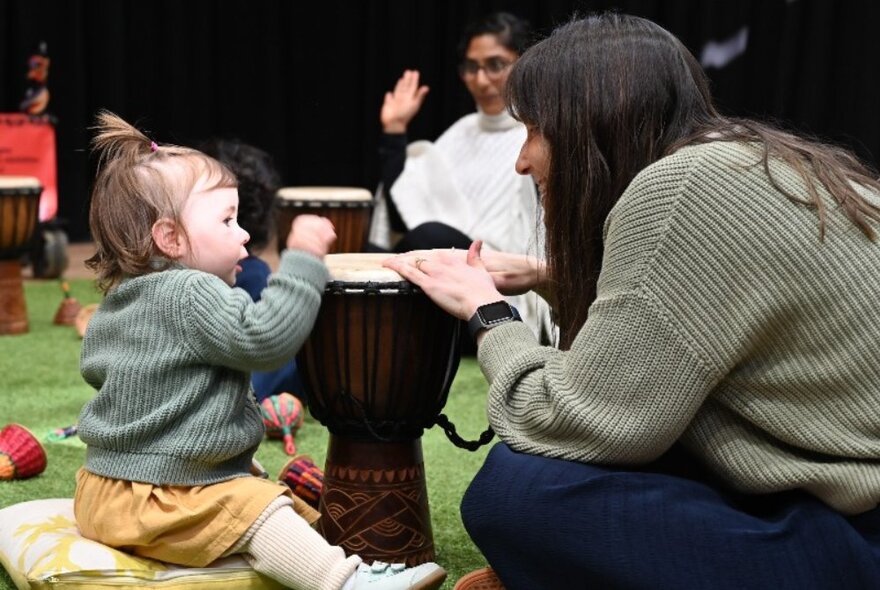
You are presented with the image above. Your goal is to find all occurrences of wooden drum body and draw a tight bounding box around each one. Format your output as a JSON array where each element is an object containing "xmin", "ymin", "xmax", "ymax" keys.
[
  {"xmin": 298, "ymin": 254, "xmax": 460, "ymax": 565},
  {"xmin": 0, "ymin": 176, "xmax": 42, "ymax": 335},
  {"xmin": 276, "ymin": 187, "xmax": 373, "ymax": 254}
]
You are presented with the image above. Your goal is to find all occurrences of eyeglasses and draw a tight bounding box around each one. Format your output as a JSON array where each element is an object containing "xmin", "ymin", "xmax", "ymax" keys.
[{"xmin": 458, "ymin": 57, "xmax": 513, "ymax": 80}]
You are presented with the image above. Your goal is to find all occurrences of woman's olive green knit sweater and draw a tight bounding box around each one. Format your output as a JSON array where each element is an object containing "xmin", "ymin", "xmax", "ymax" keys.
[{"xmin": 479, "ymin": 141, "xmax": 880, "ymax": 514}]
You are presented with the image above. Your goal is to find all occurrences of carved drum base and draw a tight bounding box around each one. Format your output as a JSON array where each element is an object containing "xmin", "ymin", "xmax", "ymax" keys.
[
  {"xmin": 318, "ymin": 436, "xmax": 435, "ymax": 566},
  {"xmin": 0, "ymin": 260, "xmax": 28, "ymax": 335}
]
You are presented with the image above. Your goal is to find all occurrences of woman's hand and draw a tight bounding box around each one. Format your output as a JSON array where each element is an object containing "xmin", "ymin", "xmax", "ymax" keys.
[
  {"xmin": 380, "ymin": 70, "xmax": 430, "ymax": 134},
  {"xmin": 383, "ymin": 241, "xmax": 504, "ymax": 321},
  {"xmin": 286, "ymin": 215, "xmax": 337, "ymax": 260},
  {"xmin": 480, "ymin": 250, "xmax": 552, "ymax": 302},
  {"xmin": 399, "ymin": 246, "xmax": 555, "ymax": 305}
]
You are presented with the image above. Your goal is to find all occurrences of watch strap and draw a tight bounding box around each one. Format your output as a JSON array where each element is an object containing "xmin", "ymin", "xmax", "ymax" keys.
[{"xmin": 467, "ymin": 302, "xmax": 522, "ymax": 341}]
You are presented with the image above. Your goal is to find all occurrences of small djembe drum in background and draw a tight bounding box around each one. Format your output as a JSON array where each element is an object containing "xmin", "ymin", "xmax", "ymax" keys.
[
  {"xmin": 275, "ymin": 187, "xmax": 373, "ymax": 254},
  {"xmin": 297, "ymin": 254, "xmax": 461, "ymax": 566},
  {"xmin": 0, "ymin": 176, "xmax": 42, "ymax": 335},
  {"xmin": 0, "ymin": 423, "xmax": 47, "ymax": 480}
]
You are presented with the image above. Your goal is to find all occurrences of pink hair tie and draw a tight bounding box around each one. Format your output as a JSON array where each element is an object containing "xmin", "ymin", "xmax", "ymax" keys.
[{"xmin": 150, "ymin": 141, "xmax": 159, "ymax": 152}]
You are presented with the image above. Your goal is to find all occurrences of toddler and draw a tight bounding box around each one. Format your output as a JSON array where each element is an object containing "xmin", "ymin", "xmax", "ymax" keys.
[{"xmin": 73, "ymin": 111, "xmax": 446, "ymax": 590}]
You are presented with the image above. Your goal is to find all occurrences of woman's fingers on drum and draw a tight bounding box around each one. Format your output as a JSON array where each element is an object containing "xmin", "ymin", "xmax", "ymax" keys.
[
  {"xmin": 382, "ymin": 254, "xmax": 410, "ymax": 274},
  {"xmin": 388, "ymin": 256, "xmax": 430, "ymax": 283},
  {"xmin": 386, "ymin": 254, "xmax": 462, "ymax": 282},
  {"xmin": 385, "ymin": 256, "xmax": 427, "ymax": 285}
]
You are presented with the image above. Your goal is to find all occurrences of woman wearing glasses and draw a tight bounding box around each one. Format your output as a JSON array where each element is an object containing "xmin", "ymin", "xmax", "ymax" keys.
[{"xmin": 371, "ymin": 12, "xmax": 550, "ymax": 344}]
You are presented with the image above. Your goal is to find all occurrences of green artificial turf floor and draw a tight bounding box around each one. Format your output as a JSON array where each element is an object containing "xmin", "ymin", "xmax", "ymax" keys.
[{"xmin": 0, "ymin": 278, "xmax": 494, "ymax": 589}]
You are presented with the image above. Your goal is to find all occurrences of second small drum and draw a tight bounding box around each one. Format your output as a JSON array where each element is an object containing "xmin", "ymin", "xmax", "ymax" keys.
[{"xmin": 275, "ymin": 186, "xmax": 373, "ymax": 254}]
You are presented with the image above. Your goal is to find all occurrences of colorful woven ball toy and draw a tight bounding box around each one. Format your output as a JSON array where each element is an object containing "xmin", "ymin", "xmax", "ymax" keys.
[
  {"xmin": 278, "ymin": 455, "xmax": 324, "ymax": 510},
  {"xmin": 259, "ymin": 393, "xmax": 305, "ymax": 455},
  {"xmin": 0, "ymin": 424, "xmax": 47, "ymax": 480}
]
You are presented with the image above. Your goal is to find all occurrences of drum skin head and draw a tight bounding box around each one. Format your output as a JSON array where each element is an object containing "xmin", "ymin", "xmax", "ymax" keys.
[
  {"xmin": 324, "ymin": 253, "xmax": 403, "ymax": 283},
  {"xmin": 277, "ymin": 186, "xmax": 372, "ymax": 203},
  {"xmin": 0, "ymin": 175, "xmax": 41, "ymax": 192}
]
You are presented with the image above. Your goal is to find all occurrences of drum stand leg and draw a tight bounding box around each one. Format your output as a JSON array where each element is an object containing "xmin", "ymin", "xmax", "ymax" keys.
[
  {"xmin": 0, "ymin": 260, "xmax": 29, "ymax": 335},
  {"xmin": 318, "ymin": 436, "xmax": 435, "ymax": 566}
]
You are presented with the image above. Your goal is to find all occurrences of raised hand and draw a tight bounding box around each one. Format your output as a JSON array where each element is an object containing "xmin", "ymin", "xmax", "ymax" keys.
[
  {"xmin": 380, "ymin": 70, "xmax": 430, "ymax": 134},
  {"xmin": 286, "ymin": 215, "xmax": 336, "ymax": 260}
]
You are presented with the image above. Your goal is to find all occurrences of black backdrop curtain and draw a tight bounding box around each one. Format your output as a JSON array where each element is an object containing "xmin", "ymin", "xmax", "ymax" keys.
[{"xmin": 1, "ymin": 0, "xmax": 878, "ymax": 242}]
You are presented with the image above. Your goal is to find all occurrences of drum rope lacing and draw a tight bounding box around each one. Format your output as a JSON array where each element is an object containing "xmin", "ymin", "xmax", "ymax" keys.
[
  {"xmin": 339, "ymin": 389, "xmax": 496, "ymax": 451},
  {"xmin": 434, "ymin": 415, "xmax": 495, "ymax": 452},
  {"xmin": 342, "ymin": 389, "xmax": 397, "ymax": 443}
]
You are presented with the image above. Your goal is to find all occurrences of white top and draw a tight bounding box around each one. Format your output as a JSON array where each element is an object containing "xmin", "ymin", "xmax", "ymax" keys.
[
  {"xmin": 369, "ymin": 110, "xmax": 555, "ymax": 344},
  {"xmin": 388, "ymin": 110, "xmax": 539, "ymax": 254}
]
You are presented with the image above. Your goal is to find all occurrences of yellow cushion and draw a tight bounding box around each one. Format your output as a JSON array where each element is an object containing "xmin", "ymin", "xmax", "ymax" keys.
[{"xmin": 0, "ymin": 498, "xmax": 283, "ymax": 589}]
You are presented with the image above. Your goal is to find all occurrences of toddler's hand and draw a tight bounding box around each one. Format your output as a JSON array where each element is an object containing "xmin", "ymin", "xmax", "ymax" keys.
[{"xmin": 286, "ymin": 215, "xmax": 336, "ymax": 259}]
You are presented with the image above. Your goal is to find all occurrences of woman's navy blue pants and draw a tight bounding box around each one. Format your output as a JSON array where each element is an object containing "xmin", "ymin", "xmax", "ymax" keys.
[{"xmin": 461, "ymin": 443, "xmax": 880, "ymax": 590}]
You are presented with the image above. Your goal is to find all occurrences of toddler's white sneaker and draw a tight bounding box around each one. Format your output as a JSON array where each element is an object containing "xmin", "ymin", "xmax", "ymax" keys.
[{"xmin": 347, "ymin": 561, "xmax": 447, "ymax": 590}]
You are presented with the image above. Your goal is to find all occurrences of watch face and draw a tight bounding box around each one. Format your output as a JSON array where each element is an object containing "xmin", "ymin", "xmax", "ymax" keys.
[{"xmin": 479, "ymin": 301, "xmax": 513, "ymax": 323}]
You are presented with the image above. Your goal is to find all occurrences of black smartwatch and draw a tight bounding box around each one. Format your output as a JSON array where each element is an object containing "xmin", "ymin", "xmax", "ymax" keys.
[{"xmin": 467, "ymin": 301, "xmax": 522, "ymax": 340}]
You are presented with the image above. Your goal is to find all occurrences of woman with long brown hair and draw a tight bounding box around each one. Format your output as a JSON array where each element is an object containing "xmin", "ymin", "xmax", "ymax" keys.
[{"xmin": 386, "ymin": 12, "xmax": 880, "ymax": 590}]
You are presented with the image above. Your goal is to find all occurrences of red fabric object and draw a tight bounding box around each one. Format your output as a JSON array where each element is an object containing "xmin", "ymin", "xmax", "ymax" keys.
[
  {"xmin": 0, "ymin": 423, "xmax": 47, "ymax": 480},
  {"xmin": 278, "ymin": 455, "xmax": 324, "ymax": 509},
  {"xmin": 0, "ymin": 114, "xmax": 58, "ymax": 221}
]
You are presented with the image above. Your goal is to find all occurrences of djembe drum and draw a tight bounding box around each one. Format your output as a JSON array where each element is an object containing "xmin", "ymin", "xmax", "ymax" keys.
[
  {"xmin": 298, "ymin": 254, "xmax": 461, "ymax": 566},
  {"xmin": 0, "ymin": 176, "xmax": 42, "ymax": 335},
  {"xmin": 276, "ymin": 187, "xmax": 373, "ymax": 254}
]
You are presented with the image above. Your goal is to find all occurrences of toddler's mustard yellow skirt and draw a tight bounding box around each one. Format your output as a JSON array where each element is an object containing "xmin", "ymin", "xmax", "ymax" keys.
[{"xmin": 74, "ymin": 467, "xmax": 319, "ymax": 567}]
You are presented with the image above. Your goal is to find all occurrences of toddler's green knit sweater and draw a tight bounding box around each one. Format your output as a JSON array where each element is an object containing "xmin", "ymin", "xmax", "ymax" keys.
[
  {"xmin": 479, "ymin": 141, "xmax": 880, "ymax": 514},
  {"xmin": 78, "ymin": 250, "xmax": 328, "ymax": 486}
]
